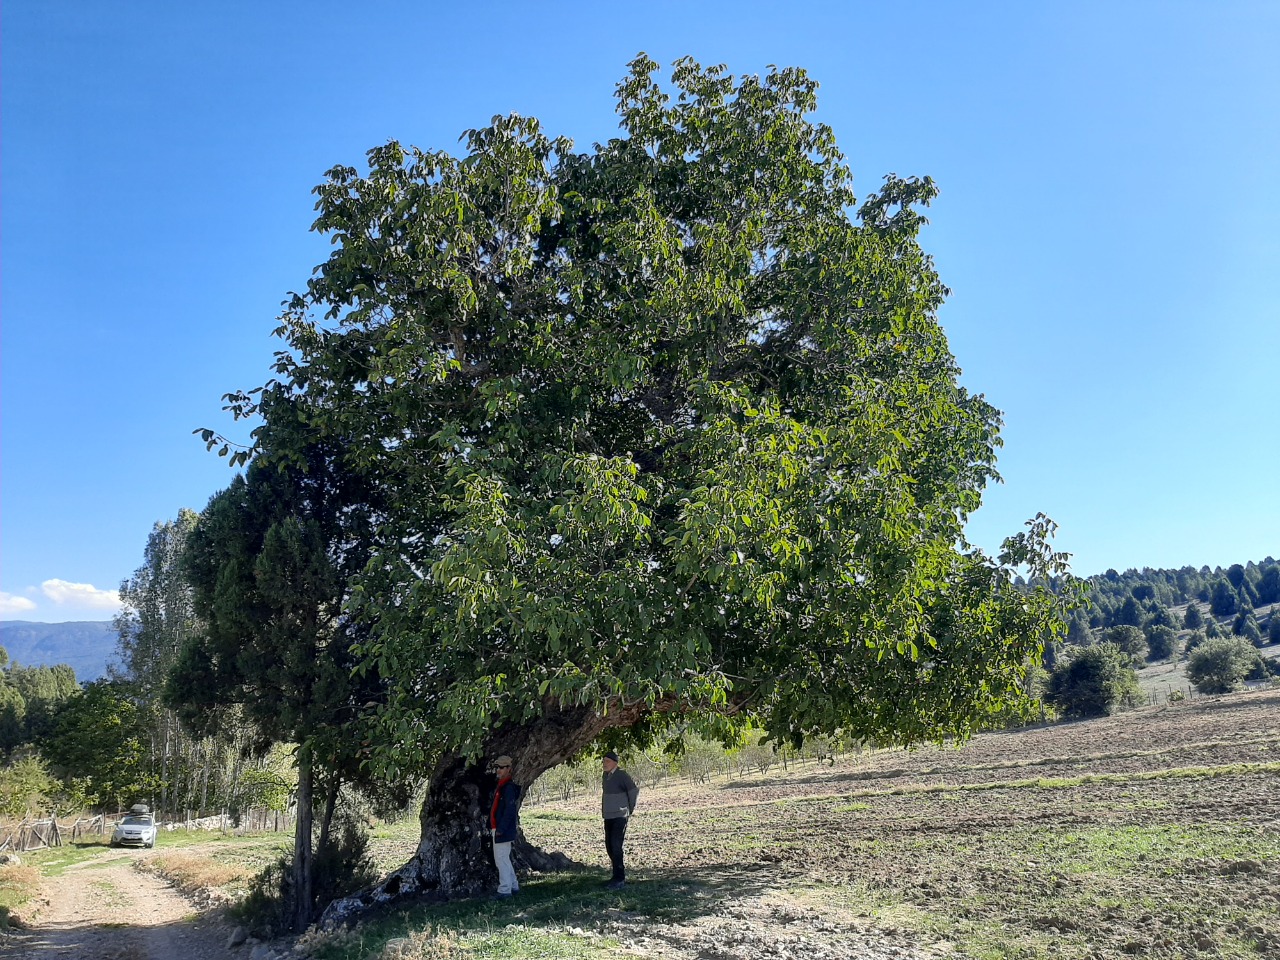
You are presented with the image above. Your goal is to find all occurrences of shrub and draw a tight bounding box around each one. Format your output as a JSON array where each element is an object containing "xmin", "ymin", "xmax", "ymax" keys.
[
  {"xmin": 1183, "ymin": 630, "xmax": 1206, "ymax": 657},
  {"xmin": 1182, "ymin": 602, "xmax": 1204, "ymax": 630},
  {"xmin": 0, "ymin": 754, "xmax": 57, "ymax": 818},
  {"xmin": 1044, "ymin": 643, "xmax": 1140, "ymax": 718},
  {"xmin": 1145, "ymin": 625, "xmax": 1179, "ymax": 661},
  {"xmin": 622, "ymin": 751, "xmax": 674, "ymax": 790},
  {"xmin": 1245, "ymin": 655, "xmax": 1274, "ymax": 683},
  {"xmin": 1185, "ymin": 637, "xmax": 1263, "ymax": 695},
  {"xmin": 236, "ymin": 809, "xmax": 377, "ymax": 936}
]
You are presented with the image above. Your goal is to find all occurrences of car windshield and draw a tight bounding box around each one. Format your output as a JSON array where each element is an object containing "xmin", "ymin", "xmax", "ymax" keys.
[{"xmin": 121, "ymin": 816, "xmax": 152, "ymax": 826}]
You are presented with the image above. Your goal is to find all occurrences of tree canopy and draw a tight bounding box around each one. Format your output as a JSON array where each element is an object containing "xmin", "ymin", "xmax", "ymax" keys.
[
  {"xmin": 197, "ymin": 55, "xmax": 1075, "ymax": 906},
  {"xmin": 1044, "ymin": 643, "xmax": 1140, "ymax": 718}
]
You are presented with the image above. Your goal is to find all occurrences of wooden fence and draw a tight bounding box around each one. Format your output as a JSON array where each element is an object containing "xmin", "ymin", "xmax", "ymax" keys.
[
  {"xmin": 0, "ymin": 807, "xmax": 294, "ymax": 854},
  {"xmin": 0, "ymin": 815, "xmax": 111, "ymax": 852}
]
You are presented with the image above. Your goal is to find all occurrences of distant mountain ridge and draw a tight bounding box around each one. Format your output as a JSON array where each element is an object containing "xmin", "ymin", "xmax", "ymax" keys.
[{"xmin": 0, "ymin": 620, "xmax": 118, "ymax": 682}]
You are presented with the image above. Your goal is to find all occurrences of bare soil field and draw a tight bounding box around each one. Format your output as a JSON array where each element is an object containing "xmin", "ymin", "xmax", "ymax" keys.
[{"xmin": 502, "ymin": 687, "xmax": 1280, "ymax": 960}]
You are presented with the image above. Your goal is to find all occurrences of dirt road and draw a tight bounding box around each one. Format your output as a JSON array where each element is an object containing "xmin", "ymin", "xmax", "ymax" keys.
[{"xmin": 1, "ymin": 851, "xmax": 234, "ymax": 960}]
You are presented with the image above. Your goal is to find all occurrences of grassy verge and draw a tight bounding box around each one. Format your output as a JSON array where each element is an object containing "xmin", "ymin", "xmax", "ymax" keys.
[
  {"xmin": 146, "ymin": 851, "xmax": 254, "ymax": 900},
  {"xmin": 0, "ymin": 863, "xmax": 41, "ymax": 929}
]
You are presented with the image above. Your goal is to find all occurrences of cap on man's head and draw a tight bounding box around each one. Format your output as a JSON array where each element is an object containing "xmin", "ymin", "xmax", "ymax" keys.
[
  {"xmin": 495, "ymin": 755, "xmax": 514, "ymax": 767},
  {"xmin": 603, "ymin": 751, "xmax": 619, "ymax": 762}
]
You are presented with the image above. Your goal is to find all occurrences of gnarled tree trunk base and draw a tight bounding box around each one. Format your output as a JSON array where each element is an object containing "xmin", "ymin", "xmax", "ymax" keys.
[
  {"xmin": 319, "ymin": 701, "xmax": 665, "ymax": 930},
  {"xmin": 317, "ymin": 832, "xmax": 578, "ymax": 929}
]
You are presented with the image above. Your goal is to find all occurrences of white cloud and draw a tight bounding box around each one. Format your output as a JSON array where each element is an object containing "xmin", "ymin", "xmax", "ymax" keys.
[
  {"xmin": 0, "ymin": 593, "xmax": 37, "ymax": 615},
  {"xmin": 41, "ymin": 579, "xmax": 121, "ymax": 611}
]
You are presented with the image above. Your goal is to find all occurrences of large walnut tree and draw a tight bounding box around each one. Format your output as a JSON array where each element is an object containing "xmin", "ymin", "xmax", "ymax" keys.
[{"xmin": 195, "ymin": 55, "xmax": 1073, "ymax": 921}]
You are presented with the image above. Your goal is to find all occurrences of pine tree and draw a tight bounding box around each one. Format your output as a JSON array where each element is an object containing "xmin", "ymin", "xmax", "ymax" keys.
[
  {"xmin": 1183, "ymin": 602, "xmax": 1204, "ymax": 630},
  {"xmin": 1114, "ymin": 595, "xmax": 1144, "ymax": 627},
  {"xmin": 1210, "ymin": 580, "xmax": 1238, "ymax": 617},
  {"xmin": 1256, "ymin": 564, "xmax": 1280, "ymax": 604}
]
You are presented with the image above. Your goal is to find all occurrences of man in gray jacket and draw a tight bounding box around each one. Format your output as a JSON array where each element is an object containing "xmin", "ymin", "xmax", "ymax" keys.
[{"xmin": 601, "ymin": 750, "xmax": 638, "ymax": 889}]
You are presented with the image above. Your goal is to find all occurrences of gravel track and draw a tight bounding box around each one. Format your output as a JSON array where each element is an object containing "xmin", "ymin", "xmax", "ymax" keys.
[{"xmin": 1, "ymin": 849, "xmax": 234, "ymax": 960}]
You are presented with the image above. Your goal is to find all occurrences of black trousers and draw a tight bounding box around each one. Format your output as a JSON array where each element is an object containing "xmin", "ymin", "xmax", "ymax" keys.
[{"xmin": 604, "ymin": 816, "xmax": 628, "ymax": 881}]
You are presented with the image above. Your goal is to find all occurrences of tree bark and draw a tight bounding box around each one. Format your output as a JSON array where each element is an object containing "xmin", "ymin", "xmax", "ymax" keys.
[
  {"xmin": 318, "ymin": 777, "xmax": 340, "ymax": 853},
  {"xmin": 318, "ymin": 700, "xmax": 663, "ymax": 929},
  {"xmin": 292, "ymin": 742, "xmax": 314, "ymax": 934}
]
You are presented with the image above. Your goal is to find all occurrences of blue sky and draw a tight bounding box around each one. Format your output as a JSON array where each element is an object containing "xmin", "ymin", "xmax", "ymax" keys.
[{"xmin": 3, "ymin": 1, "xmax": 1277, "ymax": 623}]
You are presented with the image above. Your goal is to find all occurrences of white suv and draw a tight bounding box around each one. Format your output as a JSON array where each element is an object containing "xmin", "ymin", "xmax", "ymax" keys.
[{"xmin": 111, "ymin": 814, "xmax": 157, "ymax": 848}]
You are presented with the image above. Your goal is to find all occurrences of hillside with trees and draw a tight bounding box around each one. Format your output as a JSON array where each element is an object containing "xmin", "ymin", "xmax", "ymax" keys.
[
  {"xmin": 0, "ymin": 621, "xmax": 117, "ymax": 682},
  {"xmin": 1040, "ymin": 557, "xmax": 1279, "ymax": 718}
]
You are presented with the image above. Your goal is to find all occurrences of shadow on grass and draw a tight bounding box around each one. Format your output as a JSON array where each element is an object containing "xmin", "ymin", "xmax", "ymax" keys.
[{"xmin": 307, "ymin": 865, "xmax": 779, "ymax": 960}]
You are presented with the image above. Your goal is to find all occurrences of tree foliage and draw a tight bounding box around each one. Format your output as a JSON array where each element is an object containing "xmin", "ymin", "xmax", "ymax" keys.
[
  {"xmin": 1185, "ymin": 637, "xmax": 1264, "ymax": 695},
  {"xmin": 1080, "ymin": 559, "xmax": 1276, "ymax": 629},
  {"xmin": 220, "ymin": 55, "xmax": 1070, "ymax": 767},
  {"xmin": 1044, "ymin": 644, "xmax": 1140, "ymax": 718},
  {"xmin": 44, "ymin": 681, "xmax": 154, "ymax": 810},
  {"xmin": 0, "ymin": 660, "xmax": 78, "ymax": 753},
  {"xmin": 1102, "ymin": 625, "xmax": 1148, "ymax": 664},
  {"xmin": 1182, "ymin": 602, "xmax": 1204, "ymax": 630},
  {"xmin": 1257, "ymin": 565, "xmax": 1280, "ymax": 605},
  {"xmin": 1144, "ymin": 624, "xmax": 1178, "ymax": 662},
  {"xmin": 115, "ymin": 512, "xmax": 201, "ymax": 699},
  {"xmin": 1210, "ymin": 579, "xmax": 1239, "ymax": 617},
  {"xmin": 0, "ymin": 753, "xmax": 59, "ymax": 818},
  {"xmin": 172, "ymin": 448, "xmax": 393, "ymax": 931}
]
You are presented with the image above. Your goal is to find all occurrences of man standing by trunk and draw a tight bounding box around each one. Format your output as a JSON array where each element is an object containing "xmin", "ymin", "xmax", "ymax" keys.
[
  {"xmin": 489, "ymin": 755, "xmax": 520, "ymax": 899},
  {"xmin": 600, "ymin": 750, "xmax": 638, "ymax": 889}
]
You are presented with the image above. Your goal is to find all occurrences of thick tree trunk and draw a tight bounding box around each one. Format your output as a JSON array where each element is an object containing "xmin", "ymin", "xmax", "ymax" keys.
[{"xmin": 318, "ymin": 701, "xmax": 662, "ymax": 930}]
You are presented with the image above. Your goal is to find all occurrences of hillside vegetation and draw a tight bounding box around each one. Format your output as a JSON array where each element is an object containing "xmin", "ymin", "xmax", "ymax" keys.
[{"xmin": 0, "ymin": 621, "xmax": 116, "ymax": 682}]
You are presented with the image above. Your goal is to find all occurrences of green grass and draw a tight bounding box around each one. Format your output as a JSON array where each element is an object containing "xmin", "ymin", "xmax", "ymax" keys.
[
  {"xmin": 22, "ymin": 840, "xmax": 124, "ymax": 877},
  {"xmin": 304, "ymin": 870, "xmax": 762, "ymax": 960},
  {"xmin": 466, "ymin": 928, "xmax": 621, "ymax": 959}
]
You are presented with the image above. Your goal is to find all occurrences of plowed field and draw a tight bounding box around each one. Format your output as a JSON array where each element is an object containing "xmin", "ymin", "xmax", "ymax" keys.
[{"xmin": 516, "ymin": 688, "xmax": 1280, "ymax": 959}]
